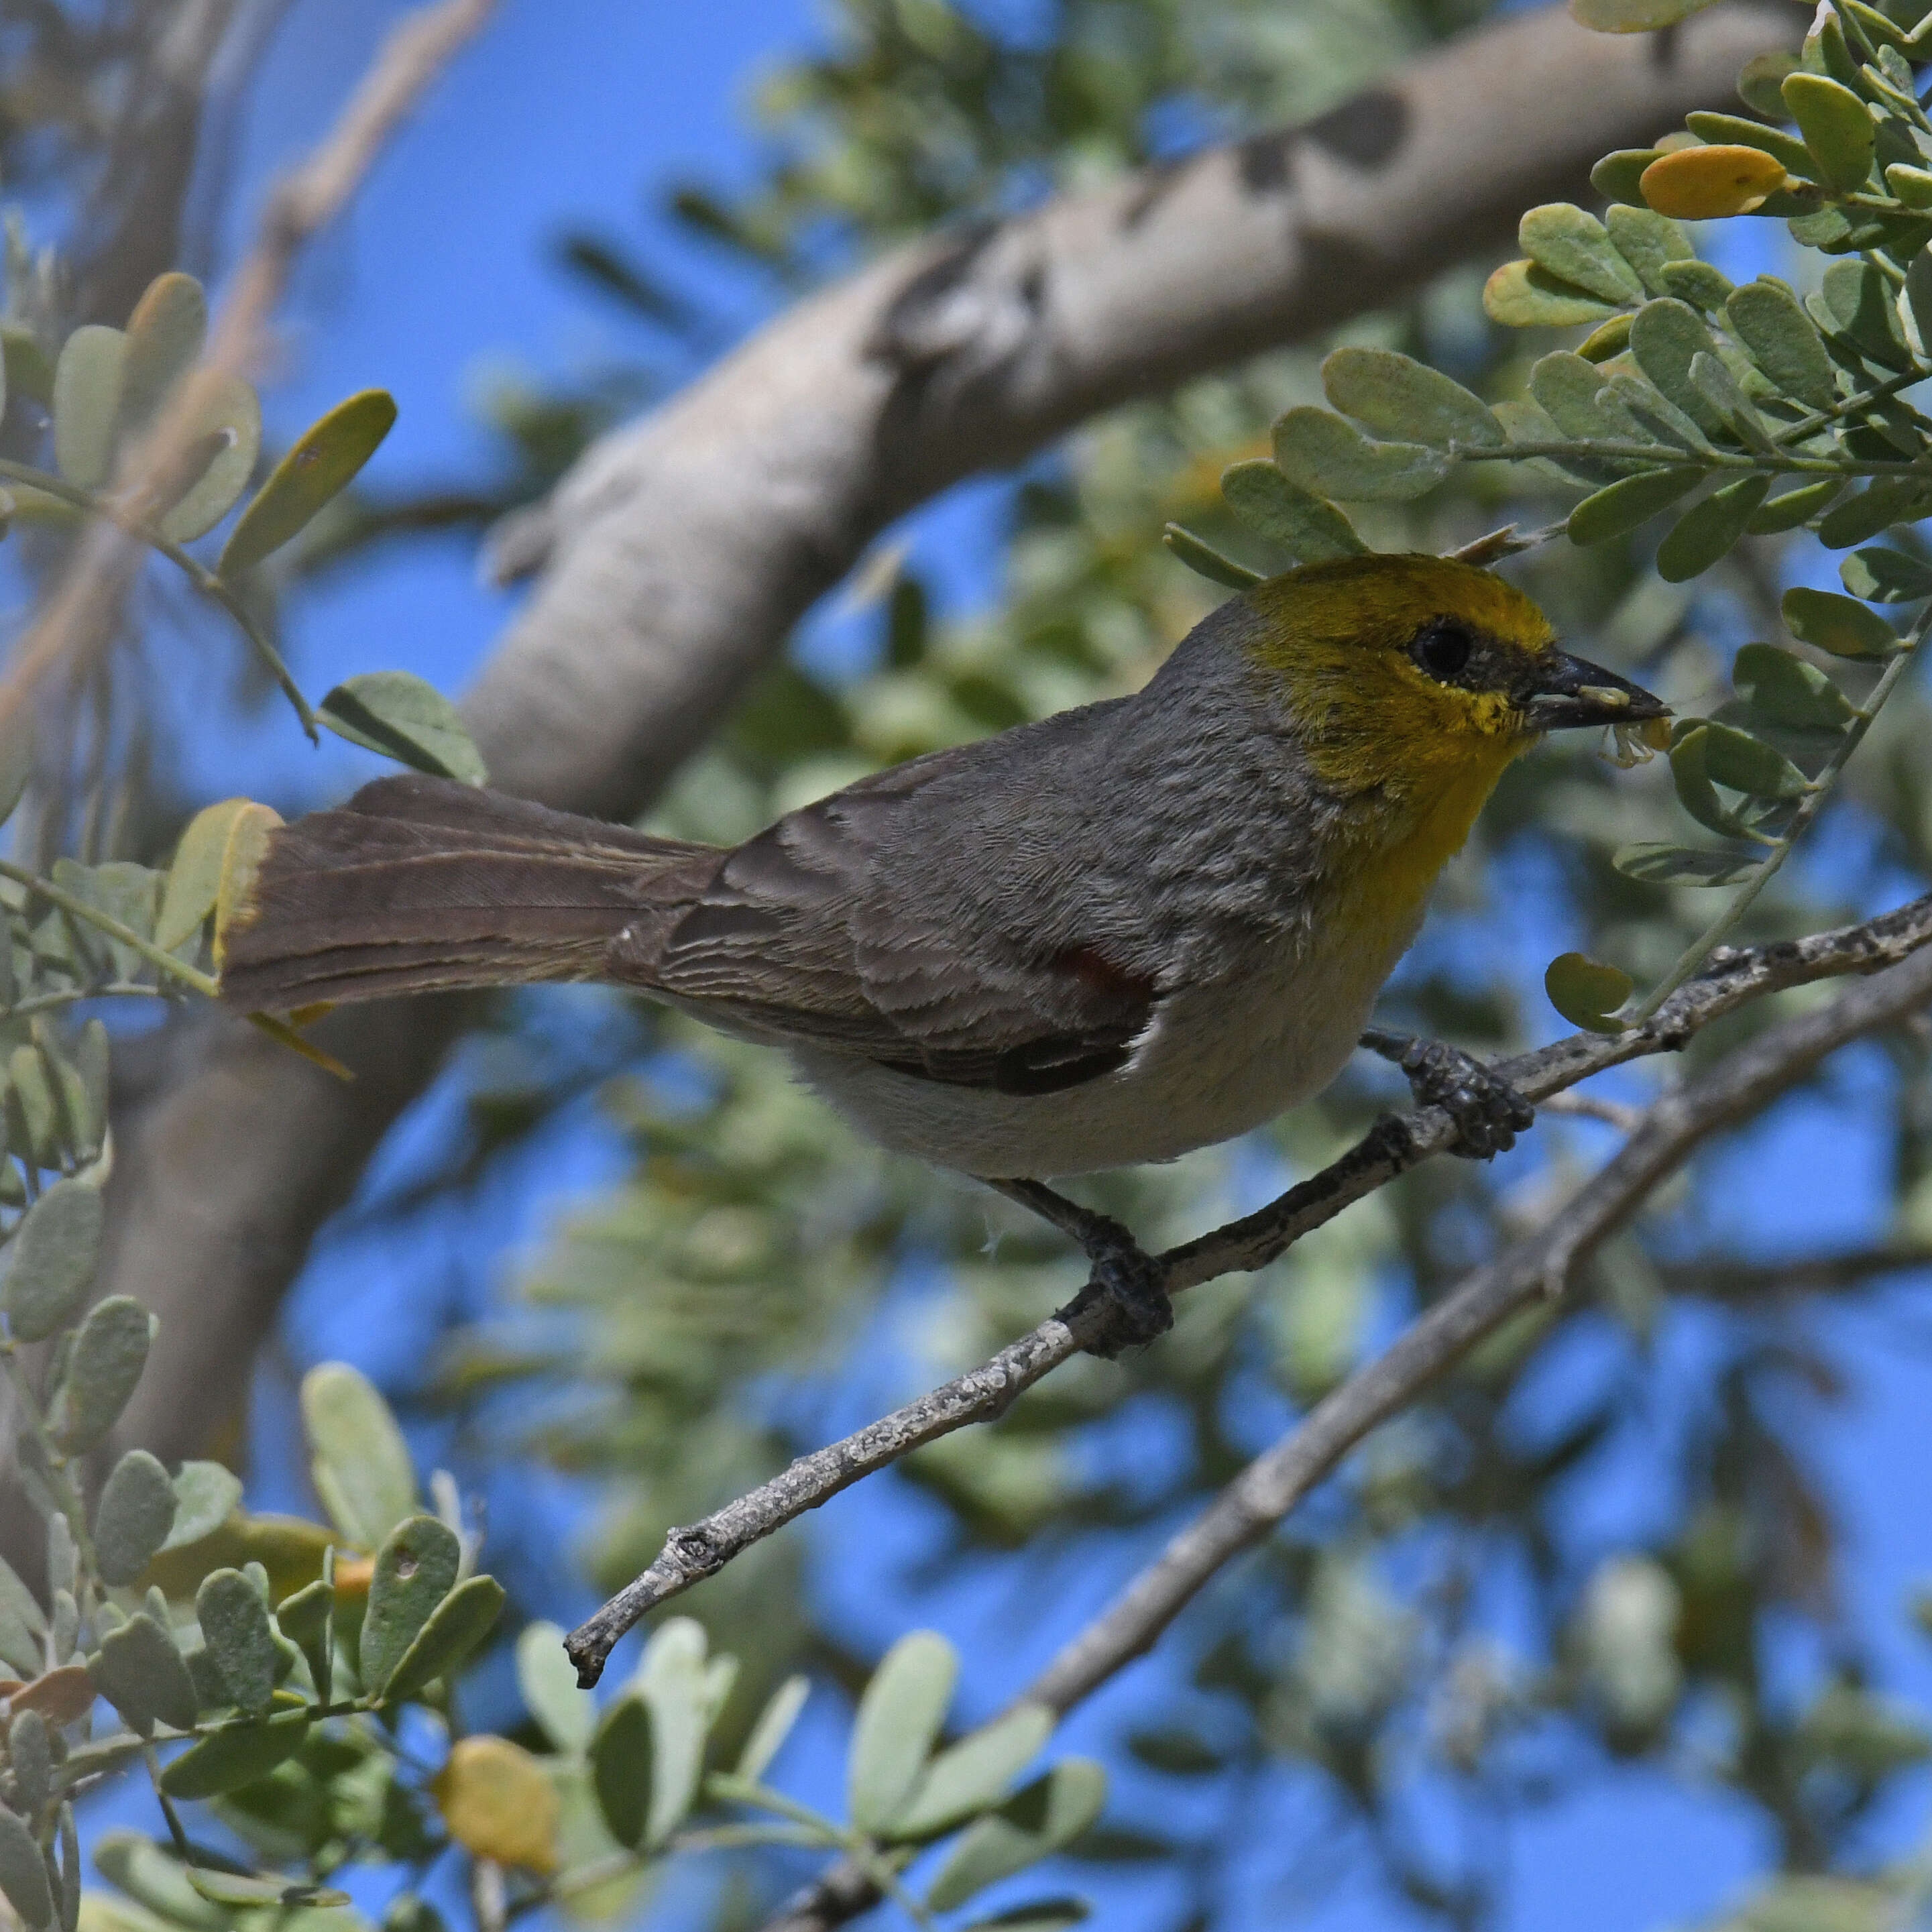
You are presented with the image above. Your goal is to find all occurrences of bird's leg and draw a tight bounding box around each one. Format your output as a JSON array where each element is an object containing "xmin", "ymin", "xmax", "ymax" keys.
[
  {"xmin": 987, "ymin": 1177, "xmax": 1174, "ymax": 1356},
  {"xmin": 1359, "ymin": 1025, "xmax": 1534, "ymax": 1159}
]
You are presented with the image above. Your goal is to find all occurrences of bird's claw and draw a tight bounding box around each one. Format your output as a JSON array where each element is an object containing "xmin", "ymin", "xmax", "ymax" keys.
[
  {"xmin": 1083, "ymin": 1233, "xmax": 1174, "ymax": 1356},
  {"xmin": 1396, "ymin": 1037, "xmax": 1534, "ymax": 1158}
]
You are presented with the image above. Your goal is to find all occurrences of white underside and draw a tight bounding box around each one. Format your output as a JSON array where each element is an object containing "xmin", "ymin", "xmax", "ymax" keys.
[{"xmin": 785, "ymin": 913, "xmax": 1418, "ymax": 1178}]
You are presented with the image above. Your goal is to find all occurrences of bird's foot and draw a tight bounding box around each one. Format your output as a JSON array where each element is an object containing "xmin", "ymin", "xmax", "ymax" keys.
[
  {"xmin": 988, "ymin": 1178, "xmax": 1174, "ymax": 1357},
  {"xmin": 1359, "ymin": 1027, "xmax": 1534, "ymax": 1160}
]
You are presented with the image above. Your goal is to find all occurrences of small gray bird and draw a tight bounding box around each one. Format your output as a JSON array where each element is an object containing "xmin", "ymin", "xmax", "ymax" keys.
[{"xmin": 221, "ymin": 555, "xmax": 1664, "ymax": 1341}]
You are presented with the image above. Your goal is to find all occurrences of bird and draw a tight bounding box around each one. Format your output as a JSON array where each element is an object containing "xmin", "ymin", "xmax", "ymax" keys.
[{"xmin": 219, "ymin": 552, "xmax": 1666, "ymax": 1346}]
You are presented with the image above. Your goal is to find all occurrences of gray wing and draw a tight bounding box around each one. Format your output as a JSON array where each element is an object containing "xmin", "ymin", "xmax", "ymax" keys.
[{"xmin": 617, "ymin": 720, "xmax": 1159, "ymax": 1095}]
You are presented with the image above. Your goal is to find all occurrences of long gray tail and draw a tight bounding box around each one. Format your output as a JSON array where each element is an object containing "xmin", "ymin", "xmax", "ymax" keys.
[{"xmin": 217, "ymin": 774, "xmax": 716, "ymax": 1011}]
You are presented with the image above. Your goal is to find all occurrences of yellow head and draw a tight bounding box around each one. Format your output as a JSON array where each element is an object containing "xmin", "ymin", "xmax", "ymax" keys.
[{"xmin": 1243, "ymin": 552, "xmax": 1666, "ymax": 919}]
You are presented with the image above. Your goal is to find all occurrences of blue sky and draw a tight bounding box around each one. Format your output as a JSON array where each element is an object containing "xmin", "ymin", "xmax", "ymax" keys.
[{"xmin": 91, "ymin": 4, "xmax": 1932, "ymax": 1930}]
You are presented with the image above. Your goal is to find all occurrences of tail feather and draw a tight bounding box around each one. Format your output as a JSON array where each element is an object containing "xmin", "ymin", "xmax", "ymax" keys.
[{"xmin": 217, "ymin": 774, "xmax": 718, "ymax": 1011}]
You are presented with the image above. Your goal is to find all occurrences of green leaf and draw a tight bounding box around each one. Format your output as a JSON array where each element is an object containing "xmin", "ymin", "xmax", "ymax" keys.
[
  {"xmin": 1320, "ymin": 347, "xmax": 1505, "ymax": 447},
  {"xmin": 1567, "ymin": 467, "xmax": 1703, "ymax": 545},
  {"xmin": 1656, "ymin": 475, "xmax": 1770, "ymax": 581},
  {"xmin": 0, "ymin": 1556, "xmax": 42, "ymax": 1677},
  {"xmin": 636, "ymin": 1617, "xmax": 712, "ymax": 1846},
  {"xmin": 1817, "ymin": 259, "xmax": 1910, "ymax": 370},
  {"xmin": 1660, "ymin": 261, "xmax": 1736, "ymax": 315},
  {"xmin": 1733, "ymin": 642, "xmax": 1858, "ymax": 730},
  {"xmin": 4, "ymin": 1179, "xmax": 103, "ymax": 1343},
  {"xmin": 92, "ymin": 1832, "xmax": 227, "ymax": 1931},
  {"xmin": 1161, "ymin": 524, "xmax": 1261, "ymax": 589},
  {"xmin": 47, "ymin": 1296, "xmax": 150, "ymax": 1454},
  {"xmin": 959, "ymin": 1903, "xmax": 1090, "ymax": 1932},
  {"xmin": 157, "ymin": 799, "xmax": 260, "ymax": 954},
  {"xmin": 1590, "ymin": 151, "xmax": 1659, "ymax": 208},
  {"xmin": 1568, "ymin": 0, "xmax": 1724, "ymax": 29},
  {"xmin": 94, "ymin": 1612, "xmax": 197, "ymax": 1734},
  {"xmin": 1517, "ymin": 205, "xmax": 1646, "ymax": 306},
  {"xmin": 1544, "ymin": 952, "xmax": 1633, "ymax": 1034},
  {"xmin": 1725, "ymin": 279, "xmax": 1839, "ymax": 411},
  {"xmin": 1740, "ymin": 48, "xmax": 1801, "ymax": 117},
  {"xmin": 848, "ymin": 1630, "xmax": 958, "ymax": 1834},
  {"xmin": 590, "ymin": 1695, "xmax": 652, "ymax": 1850},
  {"xmin": 184, "ymin": 1868, "xmax": 347, "ymax": 1910},
  {"xmin": 1215, "ymin": 466, "xmax": 1365, "ymax": 564},
  {"xmin": 358, "ymin": 1515, "xmax": 461, "ymax": 1697},
  {"xmin": 735, "ymin": 1675, "xmax": 810, "ymax": 1784},
  {"xmin": 317, "ymin": 673, "xmax": 488, "ymax": 787},
  {"xmin": 196, "ymin": 1569, "xmax": 278, "ymax": 1713},
  {"xmin": 52, "ymin": 325, "xmax": 128, "ymax": 490},
  {"xmin": 0, "ymin": 1805, "xmax": 50, "ymax": 1929},
  {"xmin": 218, "ymin": 390, "xmax": 397, "ymax": 577},
  {"xmin": 1670, "ymin": 727, "xmax": 1754, "ymax": 839},
  {"xmin": 1783, "ymin": 71, "xmax": 1876, "ymax": 192},
  {"xmin": 160, "ymin": 1461, "xmax": 243, "ymax": 1552},
  {"xmin": 1817, "ymin": 479, "xmax": 1932, "ymax": 551},
  {"xmin": 1603, "ymin": 206, "xmax": 1695, "ymax": 298},
  {"xmin": 1748, "ymin": 478, "xmax": 1843, "ymax": 534},
  {"xmin": 1682, "ymin": 111, "xmax": 1814, "ymax": 180},
  {"xmin": 120, "ymin": 274, "xmax": 207, "ymax": 433},
  {"xmin": 1696, "ymin": 720, "xmax": 1809, "ymax": 797},
  {"xmin": 300, "ymin": 1361, "xmax": 416, "ymax": 1550},
  {"xmin": 1841, "ymin": 547, "xmax": 1932, "ymax": 602},
  {"xmin": 1482, "ymin": 259, "xmax": 1619, "ymax": 329},
  {"xmin": 379, "ymin": 1574, "xmax": 504, "ymax": 1705},
  {"xmin": 159, "ymin": 1707, "xmax": 308, "ymax": 1799},
  {"xmin": 517, "ymin": 1620, "xmax": 594, "ymax": 1751},
  {"xmin": 273, "ymin": 1575, "xmax": 332, "ymax": 1709},
  {"xmin": 1527, "ymin": 352, "xmax": 1642, "ymax": 447},
  {"xmin": 1269, "ymin": 407, "xmax": 1448, "ymax": 502},
  {"xmin": 1628, "ymin": 300, "xmax": 1727, "ymax": 437},
  {"xmin": 925, "ymin": 1760, "xmax": 1109, "ymax": 1913},
  {"xmin": 155, "ymin": 372, "xmax": 262, "ymax": 543},
  {"xmin": 1600, "ymin": 374, "xmax": 1706, "ymax": 453},
  {"xmin": 94, "ymin": 1451, "xmax": 177, "ymax": 1589},
  {"xmin": 887, "ymin": 1701, "xmax": 1056, "ymax": 1842},
  {"xmin": 1782, "ymin": 585, "xmax": 1900, "ymax": 657}
]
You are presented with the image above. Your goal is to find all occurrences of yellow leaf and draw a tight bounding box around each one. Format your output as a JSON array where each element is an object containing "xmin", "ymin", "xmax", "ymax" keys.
[
  {"xmin": 434, "ymin": 1736, "xmax": 562, "ymax": 1874},
  {"xmin": 209, "ymin": 801, "xmax": 283, "ymax": 972},
  {"xmin": 1639, "ymin": 146, "xmax": 1788, "ymax": 221}
]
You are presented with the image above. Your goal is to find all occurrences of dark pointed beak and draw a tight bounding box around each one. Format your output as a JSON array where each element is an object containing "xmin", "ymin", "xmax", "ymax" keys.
[{"xmin": 1520, "ymin": 650, "xmax": 1670, "ymax": 732}]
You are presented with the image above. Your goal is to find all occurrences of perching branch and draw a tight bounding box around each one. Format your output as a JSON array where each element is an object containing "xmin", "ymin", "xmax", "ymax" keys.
[
  {"xmin": 94, "ymin": 0, "xmax": 1787, "ymax": 1478},
  {"xmin": 565, "ymin": 888, "xmax": 1932, "ymax": 1687},
  {"xmin": 760, "ymin": 921, "xmax": 1932, "ymax": 1932}
]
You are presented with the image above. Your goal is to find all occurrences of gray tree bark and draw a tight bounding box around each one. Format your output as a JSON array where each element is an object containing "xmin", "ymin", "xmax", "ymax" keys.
[{"xmin": 99, "ymin": 2, "xmax": 1787, "ymax": 1465}]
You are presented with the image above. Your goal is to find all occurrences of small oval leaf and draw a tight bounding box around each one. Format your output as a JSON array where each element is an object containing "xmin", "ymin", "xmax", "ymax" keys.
[
  {"xmin": 380, "ymin": 1573, "xmax": 504, "ymax": 1705},
  {"xmin": 1216, "ymin": 465, "xmax": 1365, "ymax": 564},
  {"xmin": 1639, "ymin": 146, "xmax": 1787, "ymax": 220},
  {"xmin": 1782, "ymin": 585, "xmax": 1900, "ymax": 658},
  {"xmin": 1840, "ymin": 547, "xmax": 1932, "ymax": 604},
  {"xmin": 1613, "ymin": 842, "xmax": 1766, "ymax": 887},
  {"xmin": 925, "ymin": 1760, "xmax": 1109, "ymax": 1914},
  {"xmin": 1321, "ymin": 346, "xmax": 1505, "ymax": 448},
  {"xmin": 1544, "ymin": 952, "xmax": 1633, "ymax": 1035},
  {"xmin": 1269, "ymin": 407, "xmax": 1448, "ymax": 502},
  {"xmin": 849, "ymin": 1630, "xmax": 959, "ymax": 1834},
  {"xmin": 121, "ymin": 274, "xmax": 208, "ymax": 433},
  {"xmin": 196, "ymin": 1569, "xmax": 278, "ymax": 1713},
  {"xmin": 4, "ymin": 1180, "xmax": 103, "ymax": 1344},
  {"xmin": 359, "ymin": 1514, "xmax": 461, "ymax": 1697},
  {"xmin": 48, "ymin": 1296, "xmax": 150, "ymax": 1455},
  {"xmin": 94, "ymin": 1451, "xmax": 177, "ymax": 1589},
  {"xmin": 888, "ymin": 1701, "xmax": 1056, "ymax": 1843},
  {"xmin": 1732, "ymin": 642, "xmax": 1856, "ymax": 731},
  {"xmin": 433, "ymin": 1736, "xmax": 560, "ymax": 1874},
  {"xmin": 159, "ymin": 1707, "xmax": 308, "ymax": 1798},
  {"xmin": 52, "ymin": 326, "xmax": 129, "ymax": 490},
  {"xmin": 218, "ymin": 390, "xmax": 397, "ymax": 578},
  {"xmin": 1567, "ymin": 467, "xmax": 1704, "ymax": 545},
  {"xmin": 1656, "ymin": 475, "xmax": 1770, "ymax": 581},
  {"xmin": 1161, "ymin": 523, "xmax": 1262, "ymax": 589},
  {"xmin": 591, "ymin": 1694, "xmax": 652, "ymax": 1850},
  {"xmin": 300, "ymin": 1361, "xmax": 417, "ymax": 1551},
  {"xmin": 0, "ymin": 1805, "xmax": 52, "ymax": 1929},
  {"xmin": 1782, "ymin": 71, "xmax": 1876, "ymax": 192},
  {"xmin": 317, "ymin": 673, "xmax": 488, "ymax": 787},
  {"xmin": 156, "ymin": 372, "xmax": 262, "ymax": 543}
]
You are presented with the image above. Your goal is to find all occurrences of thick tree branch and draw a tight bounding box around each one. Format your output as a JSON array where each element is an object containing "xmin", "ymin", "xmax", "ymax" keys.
[
  {"xmin": 97, "ymin": 1, "xmax": 1787, "ymax": 1473},
  {"xmin": 761, "ymin": 925, "xmax": 1932, "ymax": 1932},
  {"xmin": 565, "ymin": 891, "xmax": 1932, "ymax": 1687}
]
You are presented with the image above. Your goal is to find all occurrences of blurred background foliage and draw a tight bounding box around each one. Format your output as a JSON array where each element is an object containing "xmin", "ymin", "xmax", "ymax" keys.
[{"xmin": 5, "ymin": 0, "xmax": 1932, "ymax": 1929}]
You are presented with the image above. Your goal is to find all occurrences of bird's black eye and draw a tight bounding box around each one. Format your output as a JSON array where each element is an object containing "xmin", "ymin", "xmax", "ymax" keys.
[{"xmin": 1414, "ymin": 621, "xmax": 1473, "ymax": 681}]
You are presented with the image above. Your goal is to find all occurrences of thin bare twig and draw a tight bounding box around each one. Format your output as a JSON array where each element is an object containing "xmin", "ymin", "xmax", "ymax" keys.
[
  {"xmin": 565, "ymin": 890, "xmax": 1932, "ymax": 1686},
  {"xmin": 762, "ymin": 929, "xmax": 1932, "ymax": 1932}
]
